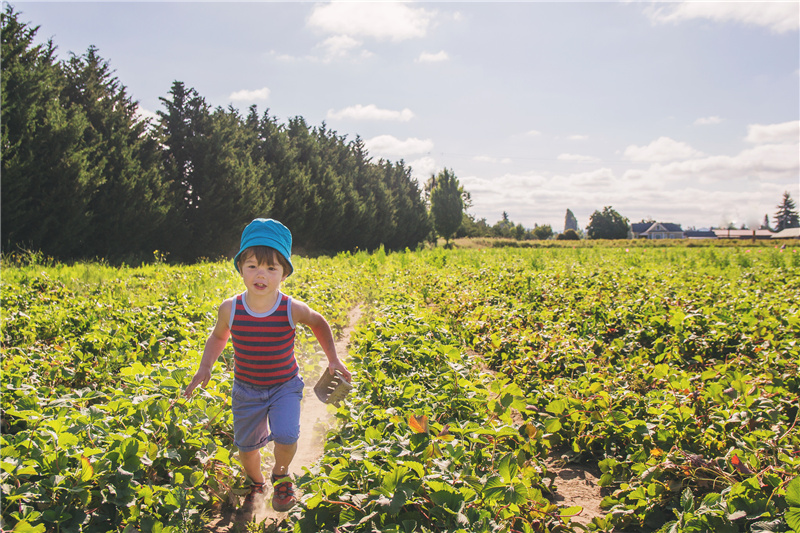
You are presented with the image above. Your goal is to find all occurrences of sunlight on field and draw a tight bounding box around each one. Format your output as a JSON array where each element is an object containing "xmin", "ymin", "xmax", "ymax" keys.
[{"xmin": 2, "ymin": 245, "xmax": 798, "ymax": 532}]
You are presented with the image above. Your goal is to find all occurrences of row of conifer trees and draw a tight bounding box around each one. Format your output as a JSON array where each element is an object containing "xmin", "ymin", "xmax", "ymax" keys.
[{"xmin": 1, "ymin": 6, "xmax": 431, "ymax": 264}]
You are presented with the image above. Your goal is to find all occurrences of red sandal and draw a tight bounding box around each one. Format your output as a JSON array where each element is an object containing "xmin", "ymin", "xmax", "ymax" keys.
[
  {"xmin": 271, "ymin": 473, "xmax": 296, "ymax": 512},
  {"xmin": 236, "ymin": 482, "xmax": 266, "ymax": 522}
]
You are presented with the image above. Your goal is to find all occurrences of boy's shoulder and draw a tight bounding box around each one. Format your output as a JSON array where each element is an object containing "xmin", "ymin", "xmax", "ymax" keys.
[{"xmin": 218, "ymin": 296, "xmax": 236, "ymax": 318}]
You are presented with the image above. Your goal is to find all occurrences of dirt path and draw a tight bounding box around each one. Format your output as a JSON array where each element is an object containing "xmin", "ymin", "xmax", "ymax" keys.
[
  {"xmin": 545, "ymin": 454, "xmax": 606, "ymax": 527},
  {"xmin": 206, "ymin": 305, "xmax": 362, "ymax": 532}
]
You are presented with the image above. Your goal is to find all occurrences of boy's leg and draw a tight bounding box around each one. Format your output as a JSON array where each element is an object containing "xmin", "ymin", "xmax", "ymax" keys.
[
  {"xmin": 266, "ymin": 376, "xmax": 303, "ymax": 512},
  {"xmin": 239, "ymin": 448, "xmax": 265, "ymax": 484},
  {"xmin": 272, "ymin": 441, "xmax": 297, "ymax": 477}
]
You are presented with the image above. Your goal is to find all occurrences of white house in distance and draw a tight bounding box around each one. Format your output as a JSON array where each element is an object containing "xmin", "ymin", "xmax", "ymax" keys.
[{"xmin": 630, "ymin": 222, "xmax": 684, "ymax": 239}]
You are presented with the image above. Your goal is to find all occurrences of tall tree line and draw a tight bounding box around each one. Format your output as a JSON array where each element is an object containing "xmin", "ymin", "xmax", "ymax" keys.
[{"xmin": 1, "ymin": 7, "xmax": 430, "ymax": 263}]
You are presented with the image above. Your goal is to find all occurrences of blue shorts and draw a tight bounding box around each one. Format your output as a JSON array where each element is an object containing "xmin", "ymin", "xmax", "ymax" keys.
[{"xmin": 232, "ymin": 375, "xmax": 304, "ymax": 452}]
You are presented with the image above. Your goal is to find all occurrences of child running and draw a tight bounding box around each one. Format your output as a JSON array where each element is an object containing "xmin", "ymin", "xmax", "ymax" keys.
[{"xmin": 183, "ymin": 218, "xmax": 351, "ymax": 518}]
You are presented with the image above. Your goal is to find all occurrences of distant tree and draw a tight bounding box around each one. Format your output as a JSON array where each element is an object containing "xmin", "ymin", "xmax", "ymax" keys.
[
  {"xmin": 586, "ymin": 206, "xmax": 629, "ymax": 239},
  {"xmin": 424, "ymin": 172, "xmax": 471, "ymax": 210},
  {"xmin": 457, "ymin": 214, "xmax": 491, "ymax": 238},
  {"xmin": 774, "ymin": 191, "xmax": 799, "ymax": 232},
  {"xmin": 557, "ymin": 229, "xmax": 580, "ymax": 240},
  {"xmin": 429, "ymin": 168, "xmax": 464, "ymax": 246},
  {"xmin": 532, "ymin": 224, "xmax": 553, "ymax": 240},
  {"xmin": 491, "ymin": 212, "xmax": 513, "ymax": 238},
  {"xmin": 564, "ymin": 209, "xmax": 578, "ymax": 232},
  {"xmin": 760, "ymin": 214, "xmax": 771, "ymax": 231}
]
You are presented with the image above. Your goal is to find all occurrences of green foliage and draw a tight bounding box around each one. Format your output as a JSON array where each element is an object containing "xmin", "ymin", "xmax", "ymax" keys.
[
  {"xmin": 429, "ymin": 168, "xmax": 465, "ymax": 245},
  {"xmin": 557, "ymin": 229, "xmax": 581, "ymax": 241},
  {"xmin": 532, "ymin": 225, "xmax": 553, "ymax": 240},
  {"xmin": 587, "ymin": 206, "xmax": 630, "ymax": 240},
  {"xmin": 3, "ymin": 245, "xmax": 799, "ymax": 532}
]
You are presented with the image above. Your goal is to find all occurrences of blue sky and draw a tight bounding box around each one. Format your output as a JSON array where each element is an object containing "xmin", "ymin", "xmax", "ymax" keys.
[{"xmin": 11, "ymin": 1, "xmax": 800, "ymax": 232}]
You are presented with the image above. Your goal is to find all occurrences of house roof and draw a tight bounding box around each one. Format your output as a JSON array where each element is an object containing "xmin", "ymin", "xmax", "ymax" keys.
[
  {"xmin": 713, "ymin": 229, "xmax": 775, "ymax": 238},
  {"xmin": 659, "ymin": 223, "xmax": 683, "ymax": 232},
  {"xmin": 632, "ymin": 222, "xmax": 684, "ymax": 234},
  {"xmin": 772, "ymin": 227, "xmax": 800, "ymax": 239},
  {"xmin": 685, "ymin": 230, "xmax": 717, "ymax": 239}
]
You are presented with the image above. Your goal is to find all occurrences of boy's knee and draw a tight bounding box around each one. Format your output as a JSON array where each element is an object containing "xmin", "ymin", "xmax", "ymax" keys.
[{"xmin": 271, "ymin": 429, "xmax": 299, "ymax": 445}]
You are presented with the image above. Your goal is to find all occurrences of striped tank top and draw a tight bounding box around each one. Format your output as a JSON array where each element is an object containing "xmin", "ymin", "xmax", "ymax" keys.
[{"xmin": 228, "ymin": 292, "xmax": 299, "ymax": 386}]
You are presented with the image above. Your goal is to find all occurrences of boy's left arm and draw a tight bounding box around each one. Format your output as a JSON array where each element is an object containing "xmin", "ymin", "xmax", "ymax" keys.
[{"xmin": 293, "ymin": 300, "xmax": 352, "ymax": 382}]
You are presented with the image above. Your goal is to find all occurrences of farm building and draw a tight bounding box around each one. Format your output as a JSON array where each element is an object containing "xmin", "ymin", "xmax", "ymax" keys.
[
  {"xmin": 772, "ymin": 227, "xmax": 800, "ymax": 239},
  {"xmin": 630, "ymin": 222, "xmax": 684, "ymax": 239},
  {"xmin": 713, "ymin": 228, "xmax": 775, "ymax": 240},
  {"xmin": 684, "ymin": 230, "xmax": 718, "ymax": 239}
]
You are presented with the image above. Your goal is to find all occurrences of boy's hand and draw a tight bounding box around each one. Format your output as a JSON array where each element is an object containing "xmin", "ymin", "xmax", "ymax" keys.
[
  {"xmin": 184, "ymin": 367, "xmax": 212, "ymax": 398},
  {"xmin": 328, "ymin": 360, "xmax": 352, "ymax": 383}
]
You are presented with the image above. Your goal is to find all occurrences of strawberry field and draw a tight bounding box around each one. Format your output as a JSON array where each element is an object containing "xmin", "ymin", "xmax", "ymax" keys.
[{"xmin": 2, "ymin": 244, "xmax": 799, "ymax": 532}]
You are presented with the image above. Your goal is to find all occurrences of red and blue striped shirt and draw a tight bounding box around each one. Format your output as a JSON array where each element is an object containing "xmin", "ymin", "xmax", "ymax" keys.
[{"xmin": 229, "ymin": 292, "xmax": 298, "ymax": 386}]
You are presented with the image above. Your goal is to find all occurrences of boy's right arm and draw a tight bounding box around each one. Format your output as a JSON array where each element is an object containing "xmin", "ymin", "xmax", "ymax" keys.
[{"xmin": 183, "ymin": 299, "xmax": 232, "ymax": 398}]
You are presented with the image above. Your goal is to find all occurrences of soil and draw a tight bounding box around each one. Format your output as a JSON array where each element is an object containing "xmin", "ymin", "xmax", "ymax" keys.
[
  {"xmin": 205, "ymin": 305, "xmax": 363, "ymax": 532},
  {"xmin": 545, "ymin": 452, "xmax": 607, "ymax": 527}
]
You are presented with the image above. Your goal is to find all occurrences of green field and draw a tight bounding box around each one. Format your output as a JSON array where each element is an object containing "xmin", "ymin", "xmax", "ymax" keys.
[{"xmin": 2, "ymin": 244, "xmax": 799, "ymax": 532}]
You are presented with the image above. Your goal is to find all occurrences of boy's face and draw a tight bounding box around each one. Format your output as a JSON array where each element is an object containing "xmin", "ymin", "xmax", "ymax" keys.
[{"xmin": 239, "ymin": 252, "xmax": 288, "ymax": 295}]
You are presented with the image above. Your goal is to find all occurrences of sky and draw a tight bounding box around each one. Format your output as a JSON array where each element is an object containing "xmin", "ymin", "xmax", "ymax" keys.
[{"xmin": 10, "ymin": 0, "xmax": 800, "ymax": 232}]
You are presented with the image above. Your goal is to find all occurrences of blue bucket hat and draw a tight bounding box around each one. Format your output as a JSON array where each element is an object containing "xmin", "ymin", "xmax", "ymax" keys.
[{"xmin": 233, "ymin": 218, "xmax": 294, "ymax": 276}]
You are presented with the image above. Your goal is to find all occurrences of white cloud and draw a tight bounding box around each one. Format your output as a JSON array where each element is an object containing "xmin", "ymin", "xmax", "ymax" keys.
[
  {"xmin": 569, "ymin": 168, "xmax": 616, "ymax": 189},
  {"xmin": 408, "ymin": 156, "xmax": 438, "ymax": 181},
  {"xmin": 526, "ymin": 129, "xmax": 542, "ymax": 136},
  {"xmin": 317, "ymin": 35, "xmax": 364, "ymax": 60},
  {"xmin": 416, "ymin": 50, "xmax": 449, "ymax": 63},
  {"xmin": 624, "ymin": 136, "xmax": 705, "ymax": 162},
  {"xmin": 364, "ymin": 135, "xmax": 433, "ymax": 158},
  {"xmin": 568, "ymin": 134, "xmax": 588, "ymax": 141},
  {"xmin": 230, "ymin": 87, "xmax": 270, "ymax": 101},
  {"xmin": 745, "ymin": 120, "xmax": 800, "ymax": 144},
  {"xmin": 645, "ymin": 2, "xmax": 799, "ymax": 34},
  {"xmin": 694, "ymin": 116, "xmax": 722, "ymax": 126},
  {"xmin": 135, "ymin": 105, "xmax": 158, "ymax": 124},
  {"xmin": 327, "ymin": 104, "xmax": 414, "ymax": 122},
  {"xmin": 646, "ymin": 143, "xmax": 799, "ymax": 182},
  {"xmin": 308, "ymin": 2, "xmax": 436, "ymax": 41},
  {"xmin": 558, "ymin": 153, "xmax": 601, "ymax": 163}
]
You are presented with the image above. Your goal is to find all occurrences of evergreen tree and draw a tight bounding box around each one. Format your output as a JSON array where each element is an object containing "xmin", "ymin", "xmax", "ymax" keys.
[
  {"xmin": 1, "ymin": 6, "xmax": 105, "ymax": 258},
  {"xmin": 586, "ymin": 206, "xmax": 629, "ymax": 239},
  {"xmin": 62, "ymin": 46, "xmax": 167, "ymax": 261},
  {"xmin": 429, "ymin": 168, "xmax": 463, "ymax": 246},
  {"xmin": 774, "ymin": 191, "xmax": 799, "ymax": 232},
  {"xmin": 158, "ymin": 83, "xmax": 269, "ymax": 260},
  {"xmin": 564, "ymin": 209, "xmax": 578, "ymax": 232}
]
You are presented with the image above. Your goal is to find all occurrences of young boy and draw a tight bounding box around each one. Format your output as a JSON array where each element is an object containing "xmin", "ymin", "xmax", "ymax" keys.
[{"xmin": 183, "ymin": 218, "xmax": 351, "ymax": 517}]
